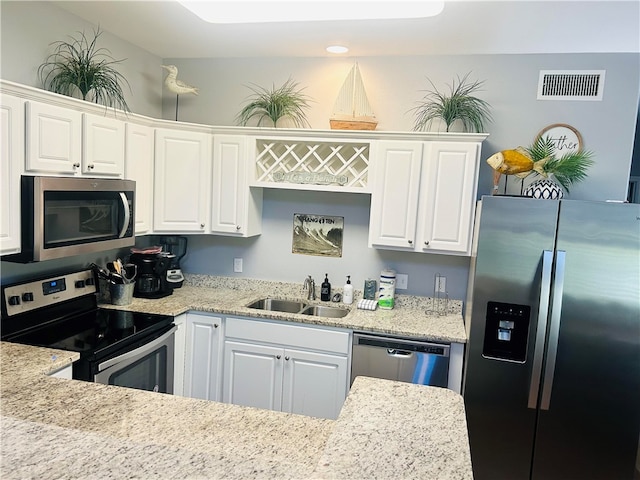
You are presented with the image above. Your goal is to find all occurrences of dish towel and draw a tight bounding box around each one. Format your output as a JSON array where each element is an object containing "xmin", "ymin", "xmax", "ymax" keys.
[{"xmin": 357, "ymin": 299, "xmax": 378, "ymax": 311}]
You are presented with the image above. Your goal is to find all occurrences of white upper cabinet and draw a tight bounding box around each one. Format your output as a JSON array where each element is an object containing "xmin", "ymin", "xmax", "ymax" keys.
[
  {"xmin": 153, "ymin": 128, "xmax": 212, "ymax": 232},
  {"xmin": 1, "ymin": 95, "xmax": 25, "ymax": 255},
  {"xmin": 368, "ymin": 140, "xmax": 424, "ymax": 249},
  {"xmin": 369, "ymin": 139, "xmax": 481, "ymax": 255},
  {"xmin": 26, "ymin": 100, "xmax": 82, "ymax": 174},
  {"xmin": 418, "ymin": 141, "xmax": 479, "ymax": 254},
  {"xmin": 25, "ymin": 101, "xmax": 125, "ymax": 177},
  {"xmin": 125, "ymin": 123, "xmax": 154, "ymax": 234},
  {"xmin": 82, "ymin": 112, "xmax": 125, "ymax": 176},
  {"xmin": 210, "ymin": 135, "xmax": 262, "ymax": 237}
]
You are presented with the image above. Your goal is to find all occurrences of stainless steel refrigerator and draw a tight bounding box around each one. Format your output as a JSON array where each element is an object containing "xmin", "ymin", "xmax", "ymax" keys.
[{"xmin": 463, "ymin": 196, "xmax": 640, "ymax": 480}]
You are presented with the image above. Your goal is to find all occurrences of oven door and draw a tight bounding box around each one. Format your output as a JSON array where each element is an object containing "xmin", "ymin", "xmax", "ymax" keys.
[{"xmin": 94, "ymin": 324, "xmax": 176, "ymax": 394}]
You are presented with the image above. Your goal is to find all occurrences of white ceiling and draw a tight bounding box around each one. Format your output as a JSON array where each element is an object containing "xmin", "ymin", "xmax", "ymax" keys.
[{"xmin": 52, "ymin": 1, "xmax": 640, "ymax": 59}]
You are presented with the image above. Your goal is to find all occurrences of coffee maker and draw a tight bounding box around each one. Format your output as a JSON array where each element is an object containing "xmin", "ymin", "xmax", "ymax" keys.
[
  {"xmin": 129, "ymin": 252, "xmax": 173, "ymax": 298},
  {"xmin": 159, "ymin": 236, "xmax": 187, "ymax": 289}
]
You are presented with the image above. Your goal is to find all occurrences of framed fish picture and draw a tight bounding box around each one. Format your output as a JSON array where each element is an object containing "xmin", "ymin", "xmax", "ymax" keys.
[{"xmin": 292, "ymin": 213, "xmax": 343, "ymax": 257}]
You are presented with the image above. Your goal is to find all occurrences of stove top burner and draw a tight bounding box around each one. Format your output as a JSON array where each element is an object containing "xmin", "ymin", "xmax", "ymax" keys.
[
  {"xmin": 7, "ymin": 308, "xmax": 173, "ymax": 357},
  {"xmin": 1, "ymin": 268, "xmax": 173, "ymax": 362}
]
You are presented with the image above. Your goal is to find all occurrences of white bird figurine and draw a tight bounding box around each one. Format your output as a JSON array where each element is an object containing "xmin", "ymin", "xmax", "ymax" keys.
[{"xmin": 161, "ymin": 65, "xmax": 199, "ymax": 95}]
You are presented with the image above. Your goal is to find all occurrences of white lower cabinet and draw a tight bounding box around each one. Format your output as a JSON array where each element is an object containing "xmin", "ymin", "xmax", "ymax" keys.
[
  {"xmin": 183, "ymin": 312, "xmax": 223, "ymax": 401},
  {"xmin": 222, "ymin": 316, "xmax": 350, "ymax": 420},
  {"xmin": 172, "ymin": 314, "xmax": 187, "ymax": 396}
]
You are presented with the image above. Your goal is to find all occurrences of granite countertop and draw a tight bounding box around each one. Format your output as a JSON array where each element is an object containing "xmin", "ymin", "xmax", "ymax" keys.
[
  {"xmin": 101, "ymin": 275, "xmax": 467, "ymax": 344},
  {"xmin": 0, "ymin": 342, "xmax": 473, "ymax": 480}
]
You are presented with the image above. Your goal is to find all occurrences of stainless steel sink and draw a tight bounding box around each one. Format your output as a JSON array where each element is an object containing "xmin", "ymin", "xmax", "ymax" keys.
[
  {"xmin": 247, "ymin": 298, "xmax": 308, "ymax": 313},
  {"xmin": 300, "ymin": 305, "xmax": 350, "ymax": 318}
]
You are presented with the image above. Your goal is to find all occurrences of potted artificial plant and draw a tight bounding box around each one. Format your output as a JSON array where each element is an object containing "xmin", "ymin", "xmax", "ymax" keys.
[
  {"xmin": 411, "ymin": 72, "xmax": 492, "ymax": 133},
  {"xmin": 236, "ymin": 77, "xmax": 312, "ymax": 128},
  {"xmin": 37, "ymin": 27, "xmax": 131, "ymax": 113},
  {"xmin": 524, "ymin": 135, "xmax": 594, "ymax": 198}
]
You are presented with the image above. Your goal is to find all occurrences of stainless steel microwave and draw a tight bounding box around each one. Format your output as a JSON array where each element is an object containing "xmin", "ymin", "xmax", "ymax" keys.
[{"xmin": 4, "ymin": 176, "xmax": 135, "ymax": 262}]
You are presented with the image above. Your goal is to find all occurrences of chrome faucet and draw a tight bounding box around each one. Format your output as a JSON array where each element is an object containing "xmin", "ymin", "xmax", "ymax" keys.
[{"xmin": 303, "ymin": 275, "xmax": 316, "ymax": 300}]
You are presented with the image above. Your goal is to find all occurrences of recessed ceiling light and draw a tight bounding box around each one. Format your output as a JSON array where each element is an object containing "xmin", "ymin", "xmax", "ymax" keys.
[
  {"xmin": 178, "ymin": 1, "xmax": 444, "ymax": 24},
  {"xmin": 326, "ymin": 45, "xmax": 349, "ymax": 54}
]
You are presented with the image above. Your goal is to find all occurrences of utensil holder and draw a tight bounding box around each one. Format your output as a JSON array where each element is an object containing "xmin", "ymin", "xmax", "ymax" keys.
[{"xmin": 110, "ymin": 282, "xmax": 134, "ymax": 306}]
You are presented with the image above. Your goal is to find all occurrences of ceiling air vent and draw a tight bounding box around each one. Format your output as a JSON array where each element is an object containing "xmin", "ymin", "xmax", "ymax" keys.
[{"xmin": 537, "ymin": 70, "xmax": 605, "ymax": 101}]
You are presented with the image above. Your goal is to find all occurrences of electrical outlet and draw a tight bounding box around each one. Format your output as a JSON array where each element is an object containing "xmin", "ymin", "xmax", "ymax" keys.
[
  {"xmin": 436, "ymin": 276, "xmax": 446, "ymax": 293},
  {"xmin": 233, "ymin": 257, "xmax": 243, "ymax": 273},
  {"xmin": 396, "ymin": 273, "xmax": 408, "ymax": 290}
]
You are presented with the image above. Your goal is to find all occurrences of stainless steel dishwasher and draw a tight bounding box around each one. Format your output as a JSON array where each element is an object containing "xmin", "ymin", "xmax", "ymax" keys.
[{"xmin": 351, "ymin": 333, "xmax": 450, "ymax": 387}]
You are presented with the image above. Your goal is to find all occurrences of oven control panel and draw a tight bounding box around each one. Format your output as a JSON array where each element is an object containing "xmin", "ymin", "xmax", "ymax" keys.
[{"xmin": 2, "ymin": 269, "xmax": 97, "ymax": 317}]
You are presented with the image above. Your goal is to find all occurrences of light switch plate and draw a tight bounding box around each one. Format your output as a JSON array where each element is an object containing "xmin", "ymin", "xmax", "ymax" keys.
[{"xmin": 396, "ymin": 273, "xmax": 408, "ymax": 290}]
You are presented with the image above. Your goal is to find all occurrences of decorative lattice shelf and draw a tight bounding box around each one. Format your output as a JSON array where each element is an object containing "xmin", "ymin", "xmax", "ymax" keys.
[{"xmin": 252, "ymin": 137, "xmax": 371, "ymax": 193}]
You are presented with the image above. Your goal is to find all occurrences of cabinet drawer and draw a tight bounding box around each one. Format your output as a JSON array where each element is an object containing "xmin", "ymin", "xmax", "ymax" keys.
[{"xmin": 225, "ymin": 316, "xmax": 350, "ymax": 355}]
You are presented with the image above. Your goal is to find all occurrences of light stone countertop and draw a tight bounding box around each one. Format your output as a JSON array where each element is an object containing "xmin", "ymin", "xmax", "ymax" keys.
[
  {"xmin": 0, "ymin": 342, "xmax": 472, "ymax": 480},
  {"xmin": 101, "ymin": 275, "xmax": 467, "ymax": 344}
]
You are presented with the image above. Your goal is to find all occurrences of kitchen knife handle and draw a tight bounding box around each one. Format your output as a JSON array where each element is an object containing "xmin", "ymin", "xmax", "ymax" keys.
[
  {"xmin": 528, "ymin": 250, "xmax": 554, "ymax": 409},
  {"xmin": 540, "ymin": 250, "xmax": 566, "ymax": 411}
]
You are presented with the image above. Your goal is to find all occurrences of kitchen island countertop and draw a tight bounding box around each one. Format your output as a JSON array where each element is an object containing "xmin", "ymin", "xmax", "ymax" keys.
[
  {"xmin": 101, "ymin": 275, "xmax": 467, "ymax": 343},
  {"xmin": 0, "ymin": 342, "xmax": 473, "ymax": 479}
]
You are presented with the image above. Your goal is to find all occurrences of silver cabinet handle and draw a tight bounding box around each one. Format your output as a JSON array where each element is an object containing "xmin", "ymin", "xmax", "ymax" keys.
[
  {"xmin": 408, "ymin": 239, "xmax": 413, "ymax": 244},
  {"xmin": 540, "ymin": 250, "xmax": 566, "ymax": 411},
  {"xmin": 425, "ymin": 241, "xmax": 430, "ymax": 246},
  {"xmin": 276, "ymin": 355, "xmax": 281, "ymax": 360},
  {"xmin": 285, "ymin": 356, "xmax": 290, "ymax": 361},
  {"xmin": 88, "ymin": 164, "xmax": 94, "ymax": 170},
  {"xmin": 236, "ymin": 225, "xmax": 241, "ymax": 230},
  {"xmin": 214, "ymin": 323, "xmax": 219, "ymax": 328},
  {"xmin": 528, "ymin": 250, "xmax": 553, "ymax": 409},
  {"xmin": 200, "ymin": 223, "xmax": 205, "ymax": 228},
  {"xmin": 73, "ymin": 163, "xmax": 80, "ymax": 168}
]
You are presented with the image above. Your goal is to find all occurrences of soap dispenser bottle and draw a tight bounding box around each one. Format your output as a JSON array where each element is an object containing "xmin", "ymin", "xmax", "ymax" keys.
[
  {"xmin": 321, "ymin": 274, "xmax": 331, "ymax": 301},
  {"xmin": 343, "ymin": 275, "xmax": 353, "ymax": 305}
]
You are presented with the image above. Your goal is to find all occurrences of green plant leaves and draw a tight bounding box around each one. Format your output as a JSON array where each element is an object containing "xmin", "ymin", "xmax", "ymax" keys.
[
  {"xmin": 525, "ymin": 135, "xmax": 594, "ymax": 192},
  {"xmin": 236, "ymin": 77, "xmax": 312, "ymax": 128},
  {"xmin": 411, "ymin": 73, "xmax": 492, "ymax": 133},
  {"xmin": 38, "ymin": 27, "xmax": 131, "ymax": 113}
]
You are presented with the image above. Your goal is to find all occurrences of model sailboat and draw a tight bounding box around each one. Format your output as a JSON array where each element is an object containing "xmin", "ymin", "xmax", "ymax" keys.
[{"xmin": 330, "ymin": 63, "xmax": 378, "ymax": 130}]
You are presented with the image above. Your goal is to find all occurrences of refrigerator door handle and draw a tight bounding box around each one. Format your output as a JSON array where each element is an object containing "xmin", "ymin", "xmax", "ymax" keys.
[
  {"xmin": 528, "ymin": 250, "xmax": 554, "ymax": 409},
  {"xmin": 540, "ymin": 250, "xmax": 567, "ymax": 411}
]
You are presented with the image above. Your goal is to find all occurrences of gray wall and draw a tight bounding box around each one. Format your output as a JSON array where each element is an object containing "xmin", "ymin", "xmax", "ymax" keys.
[
  {"xmin": 162, "ymin": 54, "xmax": 639, "ymax": 202},
  {"xmin": 2, "ymin": 2, "xmax": 639, "ymax": 302},
  {"xmin": 0, "ymin": 1, "xmax": 163, "ymax": 118},
  {"xmin": 179, "ymin": 190, "xmax": 472, "ymax": 299}
]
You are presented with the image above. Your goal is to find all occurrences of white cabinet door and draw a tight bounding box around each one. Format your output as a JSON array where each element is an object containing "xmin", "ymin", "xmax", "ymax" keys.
[
  {"xmin": 82, "ymin": 113, "xmax": 125, "ymax": 176},
  {"xmin": 222, "ymin": 340, "xmax": 283, "ymax": 412},
  {"xmin": 369, "ymin": 140, "xmax": 423, "ymax": 249},
  {"xmin": 211, "ymin": 135, "xmax": 262, "ymax": 237},
  {"xmin": 418, "ymin": 142, "xmax": 480, "ymax": 254},
  {"xmin": 282, "ymin": 348, "xmax": 348, "ymax": 419},
  {"xmin": 154, "ymin": 128, "xmax": 212, "ymax": 232},
  {"xmin": 1, "ymin": 95, "xmax": 24, "ymax": 255},
  {"xmin": 125, "ymin": 123, "xmax": 154, "ymax": 234},
  {"xmin": 173, "ymin": 313, "xmax": 187, "ymax": 397},
  {"xmin": 26, "ymin": 101, "xmax": 82, "ymax": 174},
  {"xmin": 222, "ymin": 316, "xmax": 350, "ymax": 419},
  {"xmin": 184, "ymin": 312, "xmax": 223, "ymax": 401}
]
